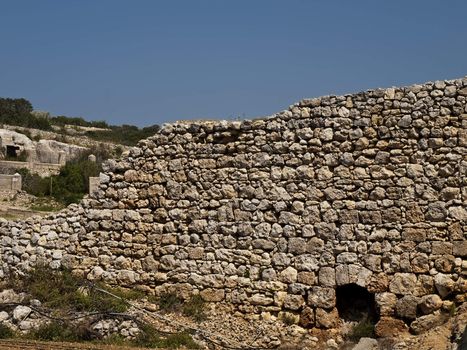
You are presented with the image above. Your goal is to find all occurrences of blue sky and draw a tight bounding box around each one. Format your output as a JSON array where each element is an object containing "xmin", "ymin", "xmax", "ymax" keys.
[{"xmin": 1, "ymin": 1, "xmax": 466, "ymax": 126}]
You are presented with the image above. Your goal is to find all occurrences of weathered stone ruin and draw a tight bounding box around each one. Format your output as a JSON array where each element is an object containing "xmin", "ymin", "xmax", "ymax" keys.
[
  {"xmin": 0, "ymin": 129, "xmax": 87, "ymax": 176},
  {"xmin": 0, "ymin": 76, "xmax": 466, "ymax": 335}
]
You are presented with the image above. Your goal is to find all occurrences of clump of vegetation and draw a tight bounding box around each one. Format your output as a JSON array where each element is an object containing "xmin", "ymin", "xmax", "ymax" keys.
[
  {"xmin": 0, "ymin": 323, "xmax": 15, "ymax": 339},
  {"xmin": 157, "ymin": 292, "xmax": 206, "ymax": 322},
  {"xmin": 347, "ymin": 319, "xmax": 375, "ymax": 341},
  {"xmin": 17, "ymin": 148, "xmax": 106, "ymax": 206},
  {"xmin": 160, "ymin": 331, "xmax": 200, "ymax": 349},
  {"xmin": 50, "ymin": 115, "xmax": 109, "ymax": 129},
  {"xmin": 0, "ymin": 98, "xmax": 52, "ymax": 130},
  {"xmin": 158, "ymin": 292, "xmax": 183, "ymax": 312},
  {"xmin": 27, "ymin": 321, "xmax": 200, "ymax": 349},
  {"xmin": 11, "ymin": 265, "xmax": 132, "ymax": 313},
  {"xmin": 5, "ymin": 266, "xmax": 201, "ymax": 349},
  {"xmin": 85, "ymin": 124, "xmax": 160, "ymax": 146},
  {"xmin": 29, "ymin": 203, "xmax": 62, "ymax": 212},
  {"xmin": 280, "ymin": 312, "xmax": 298, "ymax": 326},
  {"xmin": 28, "ymin": 320, "xmax": 95, "ymax": 342},
  {"xmin": 182, "ymin": 295, "xmax": 206, "ymax": 322},
  {"xmin": 134, "ymin": 324, "xmax": 200, "ymax": 349},
  {"xmin": 449, "ymin": 303, "xmax": 457, "ymax": 317}
]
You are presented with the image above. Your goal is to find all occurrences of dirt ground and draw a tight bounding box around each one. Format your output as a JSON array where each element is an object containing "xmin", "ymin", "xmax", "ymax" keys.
[{"xmin": 0, "ymin": 339, "xmax": 155, "ymax": 350}]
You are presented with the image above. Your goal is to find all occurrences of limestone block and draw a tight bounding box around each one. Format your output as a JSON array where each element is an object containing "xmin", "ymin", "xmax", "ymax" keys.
[
  {"xmin": 299, "ymin": 306, "xmax": 315, "ymax": 327},
  {"xmin": 389, "ymin": 273, "xmax": 417, "ymax": 295},
  {"xmin": 283, "ymin": 294, "xmax": 305, "ymax": 311},
  {"xmin": 315, "ymin": 307, "xmax": 339, "ymax": 329},
  {"xmin": 426, "ymin": 202, "xmax": 448, "ymax": 221},
  {"xmin": 375, "ymin": 292, "xmax": 397, "ymax": 316},
  {"xmin": 453, "ymin": 241, "xmax": 467, "ymax": 257},
  {"xmin": 261, "ymin": 268, "xmax": 277, "ymax": 282},
  {"xmin": 297, "ymin": 271, "xmax": 316, "ymax": 286},
  {"xmin": 250, "ymin": 294, "xmax": 274, "ymax": 306},
  {"xmin": 434, "ymin": 274, "xmax": 455, "ymax": 298},
  {"xmin": 410, "ymin": 312, "xmax": 446, "ymax": 334},
  {"xmin": 252, "ymin": 239, "xmax": 275, "ymax": 251},
  {"xmin": 418, "ymin": 294, "xmax": 442, "ymax": 315},
  {"xmin": 432, "ymin": 242, "xmax": 453, "ymax": 255},
  {"xmin": 307, "ymin": 286, "xmax": 336, "ymax": 309},
  {"xmin": 279, "ymin": 267, "xmax": 298, "ymax": 284},
  {"xmin": 402, "ymin": 228, "xmax": 426, "ymax": 242},
  {"xmin": 375, "ymin": 317, "xmax": 409, "ymax": 338},
  {"xmin": 395, "ymin": 295, "xmax": 419, "ymax": 319},
  {"xmin": 288, "ymin": 238, "xmax": 307, "ymax": 254},
  {"xmin": 434, "ymin": 255, "xmax": 455, "ymax": 273},
  {"xmin": 318, "ymin": 267, "xmax": 336, "ymax": 287},
  {"xmin": 13, "ymin": 305, "xmax": 32, "ymax": 322}
]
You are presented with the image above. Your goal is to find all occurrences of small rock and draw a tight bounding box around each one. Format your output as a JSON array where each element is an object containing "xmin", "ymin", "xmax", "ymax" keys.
[
  {"xmin": 18, "ymin": 320, "xmax": 35, "ymax": 331},
  {"xmin": 375, "ymin": 317, "xmax": 409, "ymax": 338},
  {"xmin": 0, "ymin": 311, "xmax": 9, "ymax": 322},
  {"xmin": 0, "ymin": 289, "xmax": 22, "ymax": 303},
  {"xmin": 418, "ymin": 294, "xmax": 443, "ymax": 315},
  {"xmin": 352, "ymin": 337, "xmax": 379, "ymax": 350},
  {"xmin": 410, "ymin": 312, "xmax": 446, "ymax": 334},
  {"xmin": 326, "ymin": 338, "xmax": 338, "ymax": 349},
  {"xmin": 13, "ymin": 305, "xmax": 32, "ymax": 322},
  {"xmin": 29, "ymin": 299, "xmax": 41, "ymax": 308}
]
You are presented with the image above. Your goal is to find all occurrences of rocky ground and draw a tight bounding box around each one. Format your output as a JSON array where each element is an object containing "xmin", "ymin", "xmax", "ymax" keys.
[
  {"xmin": 0, "ymin": 283, "xmax": 465, "ymax": 350},
  {"xmin": 0, "ymin": 191, "xmax": 63, "ymax": 220}
]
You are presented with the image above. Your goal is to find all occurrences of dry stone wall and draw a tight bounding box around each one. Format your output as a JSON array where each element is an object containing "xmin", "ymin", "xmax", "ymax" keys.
[{"xmin": 0, "ymin": 77, "xmax": 466, "ymax": 330}]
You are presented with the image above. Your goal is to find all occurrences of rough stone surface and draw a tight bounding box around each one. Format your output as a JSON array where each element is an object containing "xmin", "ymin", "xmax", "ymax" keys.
[
  {"xmin": 12, "ymin": 306, "xmax": 31, "ymax": 322},
  {"xmin": 0, "ymin": 76, "xmax": 465, "ymax": 331},
  {"xmin": 375, "ymin": 317, "xmax": 410, "ymax": 338},
  {"xmin": 418, "ymin": 294, "xmax": 443, "ymax": 315},
  {"xmin": 351, "ymin": 337, "xmax": 379, "ymax": 350}
]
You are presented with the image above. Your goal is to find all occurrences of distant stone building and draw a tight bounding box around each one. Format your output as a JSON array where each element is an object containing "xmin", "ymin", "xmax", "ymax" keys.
[{"xmin": 0, "ymin": 129, "xmax": 87, "ymax": 176}]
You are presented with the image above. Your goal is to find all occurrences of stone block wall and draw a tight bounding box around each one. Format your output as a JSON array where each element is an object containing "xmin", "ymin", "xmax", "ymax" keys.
[
  {"xmin": 0, "ymin": 173, "xmax": 21, "ymax": 192},
  {"xmin": 0, "ymin": 76, "xmax": 466, "ymax": 330}
]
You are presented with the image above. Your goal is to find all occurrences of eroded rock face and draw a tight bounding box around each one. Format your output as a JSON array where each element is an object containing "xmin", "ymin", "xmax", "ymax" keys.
[{"xmin": 0, "ymin": 76, "xmax": 466, "ymax": 331}]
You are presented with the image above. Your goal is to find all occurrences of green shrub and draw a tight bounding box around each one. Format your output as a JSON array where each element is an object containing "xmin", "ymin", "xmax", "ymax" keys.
[
  {"xmin": 14, "ymin": 266, "xmax": 130, "ymax": 313},
  {"xmin": 16, "ymin": 168, "xmax": 50, "ymax": 197},
  {"xmin": 0, "ymin": 98, "xmax": 52, "ymax": 131},
  {"xmin": 134, "ymin": 324, "xmax": 199, "ymax": 349},
  {"xmin": 348, "ymin": 319, "xmax": 375, "ymax": 341},
  {"xmin": 157, "ymin": 293, "xmax": 206, "ymax": 322},
  {"xmin": 158, "ymin": 292, "xmax": 183, "ymax": 312},
  {"xmin": 50, "ymin": 115, "xmax": 109, "ymax": 129},
  {"xmin": 0, "ymin": 323, "xmax": 15, "ymax": 339},
  {"xmin": 449, "ymin": 303, "xmax": 457, "ymax": 317},
  {"xmin": 18, "ymin": 151, "xmax": 102, "ymax": 206},
  {"xmin": 85, "ymin": 124, "xmax": 160, "ymax": 146},
  {"xmin": 99, "ymin": 333, "xmax": 128, "ymax": 346},
  {"xmin": 162, "ymin": 331, "xmax": 200, "ymax": 349},
  {"xmin": 28, "ymin": 320, "xmax": 96, "ymax": 342},
  {"xmin": 182, "ymin": 295, "xmax": 206, "ymax": 322},
  {"xmin": 280, "ymin": 313, "xmax": 297, "ymax": 326},
  {"xmin": 104, "ymin": 285, "xmax": 145, "ymax": 301}
]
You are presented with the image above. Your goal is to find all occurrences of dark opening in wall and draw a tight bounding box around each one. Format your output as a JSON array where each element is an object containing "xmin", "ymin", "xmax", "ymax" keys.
[
  {"xmin": 336, "ymin": 284, "xmax": 378, "ymax": 322},
  {"xmin": 6, "ymin": 145, "xmax": 20, "ymax": 158}
]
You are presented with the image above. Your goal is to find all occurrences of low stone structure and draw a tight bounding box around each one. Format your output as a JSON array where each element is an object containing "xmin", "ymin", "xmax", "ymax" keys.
[
  {"xmin": 0, "ymin": 160, "xmax": 62, "ymax": 177},
  {"xmin": 0, "ymin": 76, "xmax": 466, "ymax": 333},
  {"xmin": 0, "ymin": 129, "xmax": 86, "ymax": 176},
  {"xmin": 0, "ymin": 174, "xmax": 21, "ymax": 192}
]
